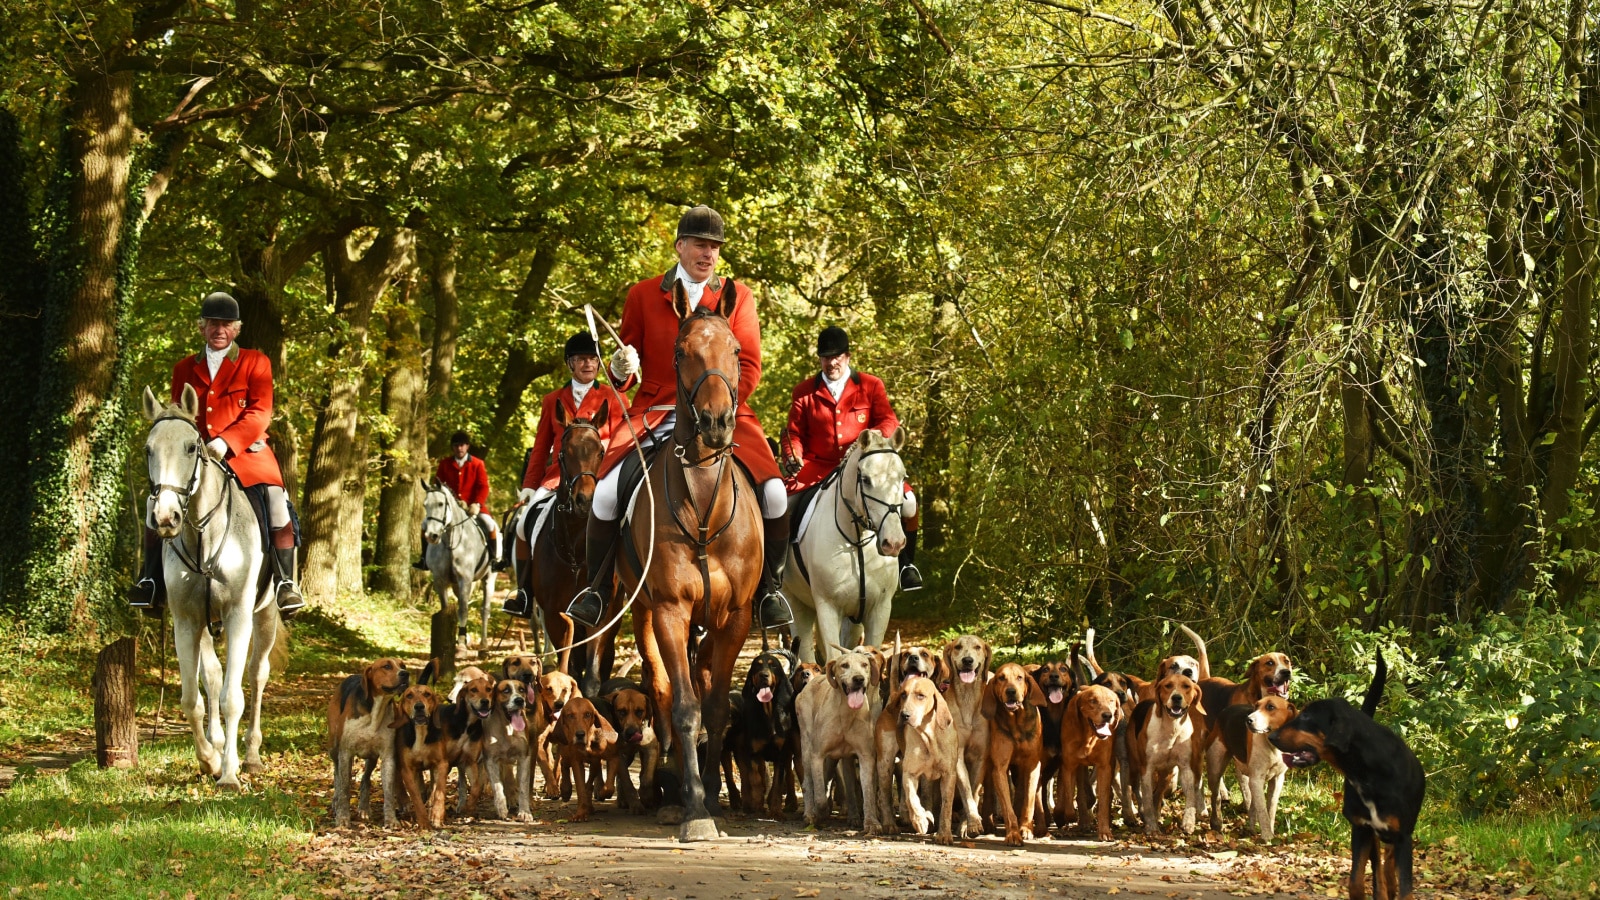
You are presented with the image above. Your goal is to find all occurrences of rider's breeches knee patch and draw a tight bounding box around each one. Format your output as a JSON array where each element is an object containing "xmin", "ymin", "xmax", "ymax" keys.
[
  {"xmin": 901, "ymin": 489, "xmax": 917, "ymax": 520},
  {"xmin": 478, "ymin": 512, "xmax": 498, "ymax": 536},
  {"xmin": 593, "ymin": 465, "xmax": 623, "ymax": 522},
  {"xmin": 265, "ymin": 485, "xmax": 291, "ymax": 529},
  {"xmin": 761, "ymin": 479, "xmax": 787, "ymax": 520}
]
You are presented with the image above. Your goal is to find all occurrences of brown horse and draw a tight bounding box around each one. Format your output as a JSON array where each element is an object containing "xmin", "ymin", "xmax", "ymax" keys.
[
  {"xmin": 621, "ymin": 280, "xmax": 762, "ymax": 841},
  {"xmin": 523, "ymin": 402, "xmax": 609, "ymax": 679}
]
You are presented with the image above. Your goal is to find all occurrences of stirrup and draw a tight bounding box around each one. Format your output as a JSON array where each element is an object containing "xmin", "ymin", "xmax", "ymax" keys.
[
  {"xmin": 566, "ymin": 589, "xmax": 605, "ymax": 628},
  {"xmin": 275, "ymin": 583, "xmax": 305, "ymax": 620},
  {"xmin": 757, "ymin": 590, "xmax": 794, "ymax": 630},
  {"xmin": 899, "ymin": 564, "xmax": 924, "ymax": 592},
  {"xmin": 502, "ymin": 590, "xmax": 533, "ymax": 619},
  {"xmin": 129, "ymin": 578, "xmax": 164, "ymax": 618}
]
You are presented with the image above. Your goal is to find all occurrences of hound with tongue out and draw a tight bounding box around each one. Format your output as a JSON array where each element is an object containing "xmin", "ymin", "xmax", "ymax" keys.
[
  {"xmin": 731, "ymin": 650, "xmax": 801, "ymax": 820},
  {"xmin": 482, "ymin": 677, "xmax": 543, "ymax": 822},
  {"xmin": 795, "ymin": 645, "xmax": 887, "ymax": 833},
  {"xmin": 1029, "ymin": 660, "xmax": 1081, "ymax": 829},
  {"xmin": 1059, "ymin": 684, "xmax": 1123, "ymax": 841}
]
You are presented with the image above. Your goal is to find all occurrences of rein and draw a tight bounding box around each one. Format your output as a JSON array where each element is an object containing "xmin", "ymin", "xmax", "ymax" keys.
[{"xmin": 551, "ymin": 420, "xmax": 602, "ymax": 576}]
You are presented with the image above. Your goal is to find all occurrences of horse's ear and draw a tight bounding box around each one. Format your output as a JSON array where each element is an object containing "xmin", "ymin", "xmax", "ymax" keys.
[
  {"xmin": 180, "ymin": 383, "xmax": 200, "ymax": 418},
  {"xmin": 554, "ymin": 401, "xmax": 572, "ymax": 429},
  {"xmin": 593, "ymin": 399, "xmax": 609, "ymax": 428},
  {"xmin": 671, "ymin": 278, "xmax": 693, "ymax": 320},
  {"xmin": 719, "ymin": 279, "xmax": 737, "ymax": 320},
  {"xmin": 889, "ymin": 427, "xmax": 905, "ymax": 452},
  {"xmin": 142, "ymin": 386, "xmax": 162, "ymax": 422}
]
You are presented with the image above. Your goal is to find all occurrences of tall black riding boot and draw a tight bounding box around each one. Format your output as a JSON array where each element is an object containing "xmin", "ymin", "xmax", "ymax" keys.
[
  {"xmin": 899, "ymin": 529, "xmax": 924, "ymax": 592},
  {"xmin": 567, "ymin": 516, "xmax": 620, "ymax": 628},
  {"xmin": 757, "ymin": 514, "xmax": 795, "ymax": 629},
  {"xmin": 272, "ymin": 546, "xmax": 305, "ymax": 620},
  {"xmin": 495, "ymin": 524, "xmax": 515, "ymax": 571},
  {"xmin": 412, "ymin": 534, "xmax": 429, "ymax": 570},
  {"xmin": 503, "ymin": 545, "xmax": 534, "ymax": 619},
  {"xmin": 128, "ymin": 528, "xmax": 165, "ymax": 617}
]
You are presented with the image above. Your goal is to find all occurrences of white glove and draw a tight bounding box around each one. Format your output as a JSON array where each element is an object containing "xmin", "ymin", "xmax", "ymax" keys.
[
  {"xmin": 206, "ymin": 437, "xmax": 229, "ymax": 458},
  {"xmin": 468, "ymin": 503, "xmax": 481, "ymax": 516},
  {"xmin": 518, "ymin": 488, "xmax": 536, "ymax": 507},
  {"xmin": 610, "ymin": 344, "xmax": 640, "ymax": 380}
]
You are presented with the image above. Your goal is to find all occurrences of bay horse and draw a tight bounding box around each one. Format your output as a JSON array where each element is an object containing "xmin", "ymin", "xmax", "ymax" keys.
[
  {"xmin": 620, "ymin": 280, "xmax": 762, "ymax": 842},
  {"xmin": 421, "ymin": 480, "xmax": 497, "ymax": 656},
  {"xmin": 142, "ymin": 384, "xmax": 283, "ymax": 788},
  {"xmin": 522, "ymin": 401, "xmax": 612, "ymax": 681},
  {"xmin": 784, "ymin": 429, "xmax": 908, "ymax": 663}
]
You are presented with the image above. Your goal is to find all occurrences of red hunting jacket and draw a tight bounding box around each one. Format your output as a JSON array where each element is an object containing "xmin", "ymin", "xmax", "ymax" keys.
[
  {"xmin": 782, "ymin": 370, "xmax": 899, "ymax": 493},
  {"xmin": 521, "ymin": 381, "xmax": 622, "ymax": 490},
  {"xmin": 172, "ymin": 344, "xmax": 284, "ymax": 489},
  {"xmin": 599, "ymin": 270, "xmax": 780, "ymax": 483},
  {"xmin": 437, "ymin": 454, "xmax": 490, "ymax": 508}
]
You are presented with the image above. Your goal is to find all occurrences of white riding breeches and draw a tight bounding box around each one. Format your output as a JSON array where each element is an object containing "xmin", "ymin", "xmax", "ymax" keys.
[
  {"xmin": 146, "ymin": 483, "xmax": 292, "ymax": 529},
  {"xmin": 901, "ymin": 489, "xmax": 917, "ymax": 519},
  {"xmin": 477, "ymin": 512, "xmax": 499, "ymax": 537},
  {"xmin": 592, "ymin": 450, "xmax": 789, "ymax": 524}
]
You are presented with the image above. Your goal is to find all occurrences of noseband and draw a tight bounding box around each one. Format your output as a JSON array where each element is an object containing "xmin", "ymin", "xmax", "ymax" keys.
[
  {"xmin": 422, "ymin": 487, "xmax": 464, "ymax": 535},
  {"xmin": 147, "ymin": 413, "xmax": 231, "ymax": 538}
]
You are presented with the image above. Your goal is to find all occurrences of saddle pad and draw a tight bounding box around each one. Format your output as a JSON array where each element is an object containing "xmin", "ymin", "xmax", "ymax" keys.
[
  {"xmin": 792, "ymin": 484, "xmax": 824, "ymax": 545},
  {"xmin": 518, "ymin": 496, "xmax": 555, "ymax": 544}
]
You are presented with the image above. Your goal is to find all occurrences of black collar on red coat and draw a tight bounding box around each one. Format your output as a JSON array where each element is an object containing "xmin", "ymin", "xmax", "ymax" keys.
[
  {"xmin": 812, "ymin": 371, "xmax": 863, "ymax": 392},
  {"xmin": 658, "ymin": 268, "xmax": 724, "ymax": 294},
  {"xmin": 191, "ymin": 342, "xmax": 241, "ymax": 367}
]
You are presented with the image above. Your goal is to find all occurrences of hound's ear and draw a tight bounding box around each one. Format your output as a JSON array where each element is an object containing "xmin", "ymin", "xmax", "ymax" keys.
[
  {"xmin": 389, "ymin": 700, "xmax": 409, "ymax": 730},
  {"xmin": 825, "ymin": 658, "xmax": 841, "ymax": 687},
  {"xmin": 980, "ymin": 640, "xmax": 993, "ymax": 674},
  {"xmin": 934, "ymin": 694, "xmax": 954, "ymax": 730},
  {"xmin": 981, "ymin": 678, "xmax": 1000, "ymax": 720},
  {"xmin": 1323, "ymin": 712, "xmax": 1353, "ymax": 755},
  {"xmin": 602, "ymin": 690, "xmax": 621, "ymax": 709},
  {"xmin": 550, "ymin": 712, "xmax": 574, "ymax": 745},
  {"xmin": 1025, "ymin": 675, "xmax": 1049, "ymax": 708},
  {"xmin": 142, "ymin": 386, "xmax": 162, "ymax": 422},
  {"xmin": 671, "ymin": 278, "xmax": 693, "ymax": 320},
  {"xmin": 932, "ymin": 654, "xmax": 953, "ymax": 687},
  {"xmin": 883, "ymin": 688, "xmax": 904, "ymax": 723},
  {"xmin": 179, "ymin": 383, "xmax": 200, "ymax": 419},
  {"xmin": 719, "ymin": 278, "xmax": 737, "ymax": 320},
  {"xmin": 867, "ymin": 650, "xmax": 886, "ymax": 685}
]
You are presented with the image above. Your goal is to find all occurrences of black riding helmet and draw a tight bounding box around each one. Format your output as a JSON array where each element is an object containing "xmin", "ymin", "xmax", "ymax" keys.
[
  {"xmin": 676, "ymin": 205, "xmax": 727, "ymax": 243},
  {"xmin": 564, "ymin": 332, "xmax": 598, "ymax": 358},
  {"xmin": 450, "ymin": 429, "xmax": 471, "ymax": 447},
  {"xmin": 200, "ymin": 291, "xmax": 241, "ymax": 321},
  {"xmin": 817, "ymin": 326, "xmax": 850, "ymax": 358}
]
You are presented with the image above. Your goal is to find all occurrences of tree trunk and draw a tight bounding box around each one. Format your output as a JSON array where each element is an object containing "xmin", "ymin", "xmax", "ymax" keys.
[
  {"xmin": 0, "ymin": 111, "xmax": 46, "ymax": 609},
  {"xmin": 20, "ymin": 55, "xmax": 138, "ymax": 632},
  {"xmin": 425, "ymin": 238, "xmax": 460, "ymax": 460},
  {"xmin": 300, "ymin": 228, "xmax": 415, "ymax": 601},
  {"xmin": 374, "ymin": 281, "xmax": 425, "ymax": 596},
  {"xmin": 921, "ymin": 289, "xmax": 959, "ymax": 549},
  {"xmin": 483, "ymin": 239, "xmax": 562, "ymax": 460},
  {"xmin": 93, "ymin": 636, "xmax": 138, "ymax": 769}
]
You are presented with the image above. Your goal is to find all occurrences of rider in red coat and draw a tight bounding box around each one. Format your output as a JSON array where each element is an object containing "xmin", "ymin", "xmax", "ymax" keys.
[
  {"xmin": 415, "ymin": 429, "xmax": 503, "ymax": 570},
  {"xmin": 567, "ymin": 206, "xmax": 794, "ymax": 630},
  {"xmin": 129, "ymin": 292, "xmax": 304, "ymax": 618},
  {"xmin": 782, "ymin": 326, "xmax": 923, "ymax": 591}
]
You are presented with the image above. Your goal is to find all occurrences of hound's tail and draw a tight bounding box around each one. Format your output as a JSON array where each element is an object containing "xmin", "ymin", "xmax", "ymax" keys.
[
  {"xmin": 1083, "ymin": 627, "xmax": 1105, "ymax": 677},
  {"xmin": 1361, "ymin": 648, "xmax": 1387, "ymax": 717},
  {"xmin": 1178, "ymin": 624, "xmax": 1210, "ymax": 681}
]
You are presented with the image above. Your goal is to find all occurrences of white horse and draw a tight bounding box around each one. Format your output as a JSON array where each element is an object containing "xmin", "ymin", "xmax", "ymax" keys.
[
  {"xmin": 143, "ymin": 385, "xmax": 283, "ymax": 788},
  {"xmin": 421, "ymin": 480, "xmax": 497, "ymax": 656},
  {"xmin": 785, "ymin": 430, "xmax": 909, "ymax": 663}
]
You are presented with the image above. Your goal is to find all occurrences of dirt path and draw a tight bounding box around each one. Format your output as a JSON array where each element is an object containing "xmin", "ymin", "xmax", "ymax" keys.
[{"xmin": 303, "ymin": 811, "xmax": 1273, "ymax": 900}]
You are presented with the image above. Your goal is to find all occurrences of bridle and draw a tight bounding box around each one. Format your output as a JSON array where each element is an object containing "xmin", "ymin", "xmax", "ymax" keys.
[
  {"xmin": 422, "ymin": 485, "xmax": 466, "ymax": 537},
  {"xmin": 835, "ymin": 446, "xmax": 905, "ymax": 545},
  {"xmin": 555, "ymin": 420, "xmax": 602, "ymax": 513},
  {"xmin": 665, "ymin": 323, "xmax": 743, "ymax": 606},
  {"xmin": 146, "ymin": 412, "xmax": 245, "ymax": 633}
]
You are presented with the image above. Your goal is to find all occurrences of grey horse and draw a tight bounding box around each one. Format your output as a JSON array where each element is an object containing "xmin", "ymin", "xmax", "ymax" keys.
[
  {"xmin": 143, "ymin": 384, "xmax": 283, "ymax": 788},
  {"xmin": 422, "ymin": 479, "xmax": 497, "ymax": 656}
]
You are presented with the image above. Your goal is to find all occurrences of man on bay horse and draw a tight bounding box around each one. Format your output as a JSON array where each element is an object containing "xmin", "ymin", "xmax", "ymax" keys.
[
  {"xmin": 502, "ymin": 332, "xmax": 620, "ymax": 618},
  {"xmin": 416, "ymin": 429, "xmax": 504, "ymax": 570},
  {"xmin": 566, "ymin": 205, "xmax": 795, "ymax": 630},
  {"xmin": 129, "ymin": 292, "xmax": 305, "ymax": 618},
  {"xmin": 783, "ymin": 325, "xmax": 923, "ymax": 591}
]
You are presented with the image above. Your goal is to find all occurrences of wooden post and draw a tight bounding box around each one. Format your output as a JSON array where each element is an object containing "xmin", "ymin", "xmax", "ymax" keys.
[
  {"xmin": 93, "ymin": 636, "xmax": 138, "ymax": 769},
  {"xmin": 430, "ymin": 609, "xmax": 456, "ymax": 679}
]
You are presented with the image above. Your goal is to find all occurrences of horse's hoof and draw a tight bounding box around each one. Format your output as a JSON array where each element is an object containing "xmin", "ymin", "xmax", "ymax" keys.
[
  {"xmin": 216, "ymin": 779, "xmax": 242, "ymax": 793},
  {"xmin": 677, "ymin": 817, "xmax": 720, "ymax": 842},
  {"xmin": 657, "ymin": 805, "xmax": 684, "ymax": 825},
  {"xmin": 242, "ymin": 761, "xmax": 265, "ymax": 775}
]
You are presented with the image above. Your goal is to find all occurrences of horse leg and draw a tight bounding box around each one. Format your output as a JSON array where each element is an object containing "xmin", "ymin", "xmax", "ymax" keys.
[
  {"xmin": 199, "ymin": 628, "xmax": 225, "ymax": 749},
  {"xmin": 790, "ymin": 600, "xmax": 819, "ymax": 663},
  {"xmin": 480, "ymin": 571, "xmax": 495, "ymax": 657},
  {"xmin": 173, "ymin": 614, "xmax": 223, "ymax": 779},
  {"xmin": 634, "ymin": 605, "xmax": 673, "ymax": 759},
  {"xmin": 860, "ymin": 589, "xmax": 893, "ymax": 657},
  {"xmin": 814, "ymin": 602, "xmax": 847, "ymax": 661},
  {"xmin": 242, "ymin": 603, "xmax": 278, "ymax": 774},
  {"xmin": 653, "ymin": 605, "xmax": 717, "ymax": 840},
  {"xmin": 215, "ymin": 601, "xmax": 255, "ymax": 789}
]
